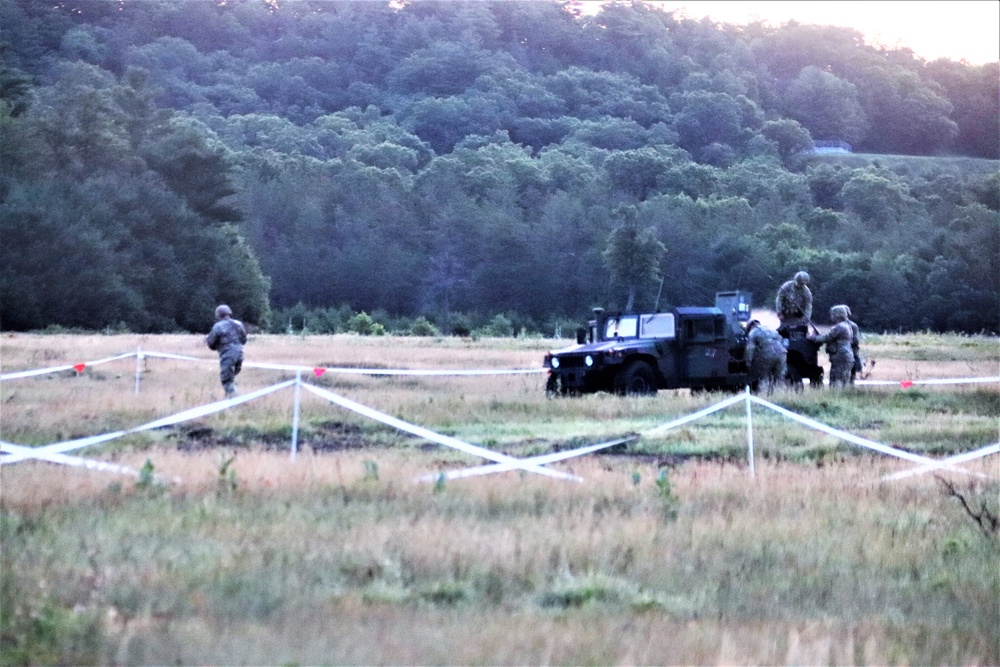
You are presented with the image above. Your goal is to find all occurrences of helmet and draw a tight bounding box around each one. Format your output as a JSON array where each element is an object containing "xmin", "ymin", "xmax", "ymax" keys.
[
  {"xmin": 794, "ymin": 271, "xmax": 810, "ymax": 286},
  {"xmin": 829, "ymin": 305, "xmax": 848, "ymax": 321},
  {"xmin": 215, "ymin": 304, "xmax": 233, "ymax": 319}
]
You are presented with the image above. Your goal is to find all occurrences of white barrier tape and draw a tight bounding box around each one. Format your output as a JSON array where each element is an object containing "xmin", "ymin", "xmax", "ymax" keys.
[
  {"xmin": 99, "ymin": 352, "xmax": 547, "ymax": 376},
  {"xmin": 0, "ymin": 439, "xmax": 144, "ymax": 476},
  {"xmin": 882, "ymin": 442, "xmax": 1000, "ymax": 481},
  {"xmin": 418, "ymin": 434, "xmax": 640, "ymax": 481},
  {"xmin": 0, "ymin": 380, "xmax": 297, "ymax": 465},
  {"xmin": 140, "ymin": 351, "xmax": 206, "ymax": 362},
  {"xmin": 248, "ymin": 362, "xmax": 546, "ymax": 376},
  {"xmin": 243, "ymin": 361, "xmax": 312, "ymax": 372},
  {"xmin": 746, "ymin": 395, "xmax": 978, "ymax": 474},
  {"xmin": 643, "ymin": 393, "xmax": 747, "ymax": 436},
  {"xmin": 300, "ymin": 382, "xmax": 580, "ymax": 481},
  {"xmin": 138, "ymin": 353, "xmax": 545, "ymax": 376},
  {"xmin": 0, "ymin": 352, "xmax": 137, "ymax": 381},
  {"xmin": 857, "ymin": 377, "xmax": 1000, "ymax": 386},
  {"xmin": 316, "ymin": 367, "xmax": 546, "ymax": 376}
]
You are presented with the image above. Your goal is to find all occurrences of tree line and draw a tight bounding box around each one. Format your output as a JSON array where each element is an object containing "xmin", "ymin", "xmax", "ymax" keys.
[{"xmin": 1, "ymin": 0, "xmax": 997, "ymax": 334}]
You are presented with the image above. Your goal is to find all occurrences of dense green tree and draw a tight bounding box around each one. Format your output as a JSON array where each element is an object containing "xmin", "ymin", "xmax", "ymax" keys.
[
  {"xmin": 760, "ymin": 118, "xmax": 813, "ymax": 165},
  {"xmin": 782, "ymin": 66, "xmax": 868, "ymax": 145},
  {"xmin": 925, "ymin": 60, "xmax": 1000, "ymax": 159},
  {"xmin": 603, "ymin": 206, "xmax": 667, "ymax": 312},
  {"xmin": 672, "ymin": 90, "xmax": 743, "ymax": 155},
  {"xmin": 840, "ymin": 169, "xmax": 914, "ymax": 229},
  {"xmin": 855, "ymin": 65, "xmax": 958, "ymax": 155}
]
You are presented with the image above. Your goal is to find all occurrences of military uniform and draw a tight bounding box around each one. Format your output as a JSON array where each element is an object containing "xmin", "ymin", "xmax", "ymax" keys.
[
  {"xmin": 776, "ymin": 271, "xmax": 813, "ymax": 331},
  {"xmin": 205, "ymin": 306, "xmax": 247, "ymax": 397},
  {"xmin": 846, "ymin": 308, "xmax": 862, "ymax": 384},
  {"xmin": 813, "ymin": 306, "xmax": 854, "ymax": 388},
  {"xmin": 745, "ymin": 322, "xmax": 788, "ymax": 394}
]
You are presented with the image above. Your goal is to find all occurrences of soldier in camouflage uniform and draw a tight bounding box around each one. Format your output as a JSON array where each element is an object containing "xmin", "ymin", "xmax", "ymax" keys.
[
  {"xmin": 845, "ymin": 305, "xmax": 862, "ymax": 384},
  {"xmin": 775, "ymin": 271, "xmax": 813, "ymax": 332},
  {"xmin": 205, "ymin": 304, "xmax": 248, "ymax": 398},
  {"xmin": 745, "ymin": 319, "xmax": 788, "ymax": 395},
  {"xmin": 811, "ymin": 305, "xmax": 854, "ymax": 388}
]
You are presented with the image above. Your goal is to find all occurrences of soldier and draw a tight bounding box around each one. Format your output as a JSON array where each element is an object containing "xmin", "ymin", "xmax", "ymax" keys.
[
  {"xmin": 845, "ymin": 305, "xmax": 862, "ymax": 384},
  {"xmin": 810, "ymin": 305, "xmax": 854, "ymax": 388},
  {"xmin": 745, "ymin": 319, "xmax": 788, "ymax": 395},
  {"xmin": 205, "ymin": 304, "xmax": 247, "ymax": 398},
  {"xmin": 775, "ymin": 271, "xmax": 813, "ymax": 332}
]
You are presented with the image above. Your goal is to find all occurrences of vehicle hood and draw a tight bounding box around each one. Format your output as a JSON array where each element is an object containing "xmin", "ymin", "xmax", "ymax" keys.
[{"xmin": 550, "ymin": 340, "xmax": 632, "ymax": 356}]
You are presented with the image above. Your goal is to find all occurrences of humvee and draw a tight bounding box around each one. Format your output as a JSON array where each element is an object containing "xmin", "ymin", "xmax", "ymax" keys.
[{"xmin": 544, "ymin": 291, "xmax": 753, "ymax": 396}]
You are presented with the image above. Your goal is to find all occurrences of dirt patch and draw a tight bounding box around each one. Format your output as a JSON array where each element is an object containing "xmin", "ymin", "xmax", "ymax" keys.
[{"xmin": 308, "ymin": 420, "xmax": 371, "ymax": 452}]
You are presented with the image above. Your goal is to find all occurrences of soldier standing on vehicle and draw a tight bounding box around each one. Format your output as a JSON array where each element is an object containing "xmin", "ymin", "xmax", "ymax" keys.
[
  {"xmin": 205, "ymin": 304, "xmax": 247, "ymax": 398},
  {"xmin": 745, "ymin": 319, "xmax": 788, "ymax": 395},
  {"xmin": 845, "ymin": 305, "xmax": 862, "ymax": 384},
  {"xmin": 810, "ymin": 305, "xmax": 854, "ymax": 388},
  {"xmin": 775, "ymin": 271, "xmax": 813, "ymax": 331}
]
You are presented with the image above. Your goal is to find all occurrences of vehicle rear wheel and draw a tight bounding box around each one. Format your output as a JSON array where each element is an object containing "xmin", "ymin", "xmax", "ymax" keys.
[{"xmin": 614, "ymin": 361, "xmax": 657, "ymax": 396}]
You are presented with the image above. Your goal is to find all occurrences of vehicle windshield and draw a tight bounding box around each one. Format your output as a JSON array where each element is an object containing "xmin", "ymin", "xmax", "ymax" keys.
[{"xmin": 604, "ymin": 315, "xmax": 637, "ymax": 338}]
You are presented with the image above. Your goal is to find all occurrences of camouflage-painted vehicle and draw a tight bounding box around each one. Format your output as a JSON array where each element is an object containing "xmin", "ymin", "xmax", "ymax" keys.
[{"xmin": 544, "ymin": 291, "xmax": 753, "ymax": 396}]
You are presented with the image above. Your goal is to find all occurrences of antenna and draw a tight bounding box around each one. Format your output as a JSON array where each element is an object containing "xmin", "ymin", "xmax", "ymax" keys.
[{"xmin": 653, "ymin": 276, "xmax": 665, "ymax": 312}]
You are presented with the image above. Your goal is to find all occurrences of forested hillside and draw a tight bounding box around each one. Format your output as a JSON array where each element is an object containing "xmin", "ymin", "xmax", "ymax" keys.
[{"xmin": 1, "ymin": 0, "xmax": 997, "ymax": 334}]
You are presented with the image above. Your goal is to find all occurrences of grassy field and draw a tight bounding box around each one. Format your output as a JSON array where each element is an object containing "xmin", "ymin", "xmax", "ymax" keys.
[{"xmin": 1, "ymin": 332, "xmax": 998, "ymax": 665}]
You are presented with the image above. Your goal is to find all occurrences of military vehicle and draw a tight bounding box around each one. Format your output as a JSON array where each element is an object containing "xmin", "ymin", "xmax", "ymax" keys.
[{"xmin": 544, "ymin": 291, "xmax": 754, "ymax": 396}]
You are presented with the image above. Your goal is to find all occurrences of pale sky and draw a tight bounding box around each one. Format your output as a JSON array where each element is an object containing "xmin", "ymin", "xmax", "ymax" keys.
[{"xmin": 644, "ymin": 1, "xmax": 1000, "ymax": 65}]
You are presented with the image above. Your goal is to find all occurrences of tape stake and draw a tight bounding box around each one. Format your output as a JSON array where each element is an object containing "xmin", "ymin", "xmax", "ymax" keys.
[
  {"xmin": 313, "ymin": 368, "xmax": 326, "ymax": 377},
  {"xmin": 900, "ymin": 380, "xmax": 914, "ymax": 389},
  {"xmin": 73, "ymin": 364, "xmax": 86, "ymax": 373}
]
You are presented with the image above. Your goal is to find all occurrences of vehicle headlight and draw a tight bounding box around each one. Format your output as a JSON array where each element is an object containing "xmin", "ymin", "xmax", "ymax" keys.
[
  {"xmin": 584, "ymin": 355, "xmax": 594, "ymax": 367},
  {"xmin": 551, "ymin": 357, "xmax": 560, "ymax": 369}
]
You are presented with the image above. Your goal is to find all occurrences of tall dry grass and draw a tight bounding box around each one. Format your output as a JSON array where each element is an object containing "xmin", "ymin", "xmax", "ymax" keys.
[
  {"xmin": 2, "ymin": 332, "xmax": 998, "ymax": 665},
  {"xmin": 3, "ymin": 450, "xmax": 998, "ymax": 665}
]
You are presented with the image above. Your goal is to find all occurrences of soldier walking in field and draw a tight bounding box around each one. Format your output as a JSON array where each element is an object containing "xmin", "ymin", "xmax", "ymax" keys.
[
  {"xmin": 744, "ymin": 319, "xmax": 788, "ymax": 395},
  {"xmin": 810, "ymin": 305, "xmax": 854, "ymax": 388},
  {"xmin": 205, "ymin": 304, "xmax": 247, "ymax": 398},
  {"xmin": 775, "ymin": 271, "xmax": 813, "ymax": 332}
]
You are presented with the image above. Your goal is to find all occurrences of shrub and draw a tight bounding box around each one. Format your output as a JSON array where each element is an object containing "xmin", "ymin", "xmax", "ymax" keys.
[
  {"xmin": 409, "ymin": 317, "xmax": 440, "ymax": 337},
  {"xmin": 475, "ymin": 314, "xmax": 514, "ymax": 338},
  {"xmin": 347, "ymin": 312, "xmax": 386, "ymax": 336}
]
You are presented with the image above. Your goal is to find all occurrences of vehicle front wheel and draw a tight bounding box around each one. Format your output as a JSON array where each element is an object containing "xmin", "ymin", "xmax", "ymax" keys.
[
  {"xmin": 614, "ymin": 361, "xmax": 657, "ymax": 396},
  {"xmin": 546, "ymin": 373, "xmax": 569, "ymax": 397}
]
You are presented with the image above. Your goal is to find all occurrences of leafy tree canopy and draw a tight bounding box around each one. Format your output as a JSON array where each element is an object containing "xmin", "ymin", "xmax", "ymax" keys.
[{"xmin": 1, "ymin": 0, "xmax": 996, "ymax": 333}]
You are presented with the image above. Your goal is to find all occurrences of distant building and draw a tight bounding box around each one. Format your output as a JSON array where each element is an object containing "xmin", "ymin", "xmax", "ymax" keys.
[{"xmin": 811, "ymin": 140, "xmax": 853, "ymax": 154}]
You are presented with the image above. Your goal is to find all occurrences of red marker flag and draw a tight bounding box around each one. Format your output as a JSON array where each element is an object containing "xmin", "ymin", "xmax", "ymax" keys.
[
  {"xmin": 73, "ymin": 364, "xmax": 86, "ymax": 373},
  {"xmin": 900, "ymin": 380, "xmax": 913, "ymax": 389},
  {"xmin": 313, "ymin": 367, "xmax": 326, "ymax": 377}
]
